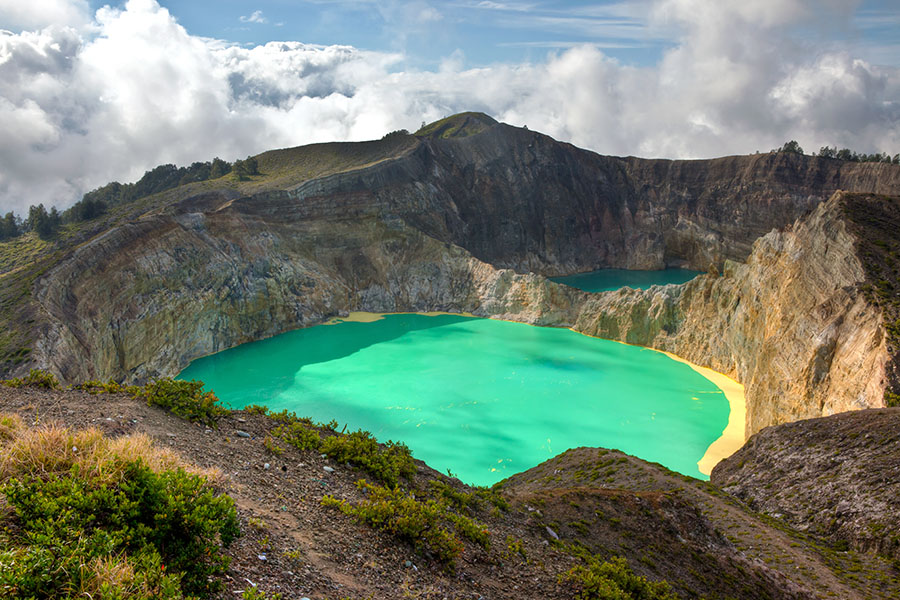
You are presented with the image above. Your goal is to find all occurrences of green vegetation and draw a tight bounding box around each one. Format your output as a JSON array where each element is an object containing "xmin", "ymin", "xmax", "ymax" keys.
[
  {"xmin": 0, "ymin": 158, "xmax": 239, "ymax": 246},
  {"xmin": 232, "ymin": 156, "xmax": 260, "ymax": 181},
  {"xmin": 0, "ymin": 417, "xmax": 239, "ymax": 598},
  {"xmin": 775, "ymin": 140, "xmax": 805, "ymax": 155},
  {"xmin": 414, "ymin": 112, "xmax": 496, "ymax": 139},
  {"xmin": 1, "ymin": 368, "xmax": 59, "ymax": 390},
  {"xmin": 773, "ymin": 141, "xmax": 899, "ymax": 164},
  {"xmin": 241, "ymin": 587, "xmax": 283, "ymax": 600},
  {"xmin": 140, "ymin": 379, "xmax": 228, "ymax": 427},
  {"xmin": 265, "ymin": 409, "xmax": 416, "ymax": 487},
  {"xmin": 322, "ymin": 479, "xmax": 490, "ymax": 570},
  {"xmin": 427, "ymin": 478, "xmax": 509, "ymax": 514},
  {"xmin": 560, "ymin": 549, "xmax": 680, "ymax": 600},
  {"xmin": 885, "ymin": 391, "xmax": 900, "ymax": 408},
  {"xmin": 321, "ymin": 431, "xmax": 415, "ymax": 488},
  {"xmin": 73, "ymin": 377, "xmax": 229, "ymax": 427},
  {"xmin": 0, "ymin": 212, "xmax": 19, "ymax": 241}
]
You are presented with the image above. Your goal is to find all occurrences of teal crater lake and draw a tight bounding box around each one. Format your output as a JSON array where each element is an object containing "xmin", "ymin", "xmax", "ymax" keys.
[
  {"xmin": 551, "ymin": 268, "xmax": 702, "ymax": 293},
  {"xmin": 178, "ymin": 314, "xmax": 731, "ymax": 485}
]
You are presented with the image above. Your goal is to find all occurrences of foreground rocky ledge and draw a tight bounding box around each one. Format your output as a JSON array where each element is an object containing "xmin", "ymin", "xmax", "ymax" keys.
[{"xmin": 712, "ymin": 407, "xmax": 900, "ymax": 562}]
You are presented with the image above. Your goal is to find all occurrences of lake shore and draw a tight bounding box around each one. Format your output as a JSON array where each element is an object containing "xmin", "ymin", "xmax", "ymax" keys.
[{"xmin": 658, "ymin": 351, "xmax": 746, "ymax": 475}]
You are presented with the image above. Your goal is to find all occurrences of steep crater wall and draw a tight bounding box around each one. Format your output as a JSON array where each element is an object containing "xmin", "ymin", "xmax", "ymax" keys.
[
  {"xmin": 19, "ymin": 123, "xmax": 900, "ymax": 441},
  {"xmin": 573, "ymin": 192, "xmax": 894, "ymax": 435}
]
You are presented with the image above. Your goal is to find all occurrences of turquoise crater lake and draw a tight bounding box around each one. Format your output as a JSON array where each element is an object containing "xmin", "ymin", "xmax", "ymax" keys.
[
  {"xmin": 178, "ymin": 314, "xmax": 730, "ymax": 485},
  {"xmin": 551, "ymin": 268, "xmax": 702, "ymax": 293}
]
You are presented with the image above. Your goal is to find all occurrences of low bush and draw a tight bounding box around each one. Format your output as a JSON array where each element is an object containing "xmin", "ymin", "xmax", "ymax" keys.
[
  {"xmin": 140, "ymin": 379, "xmax": 229, "ymax": 427},
  {"xmin": 1, "ymin": 368, "xmax": 58, "ymax": 389},
  {"xmin": 561, "ymin": 551, "xmax": 679, "ymax": 600},
  {"xmin": 74, "ymin": 378, "xmax": 139, "ymax": 395},
  {"xmin": 272, "ymin": 420, "xmax": 322, "ymax": 452},
  {"xmin": 0, "ymin": 420, "xmax": 239, "ymax": 598},
  {"xmin": 323, "ymin": 480, "xmax": 463, "ymax": 569},
  {"xmin": 266, "ymin": 410, "xmax": 415, "ymax": 488},
  {"xmin": 320, "ymin": 430, "xmax": 415, "ymax": 488},
  {"xmin": 73, "ymin": 377, "xmax": 229, "ymax": 427}
]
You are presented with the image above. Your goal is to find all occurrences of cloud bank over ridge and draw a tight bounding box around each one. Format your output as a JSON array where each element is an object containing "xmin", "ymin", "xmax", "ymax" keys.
[{"xmin": 0, "ymin": 0, "xmax": 898, "ymax": 213}]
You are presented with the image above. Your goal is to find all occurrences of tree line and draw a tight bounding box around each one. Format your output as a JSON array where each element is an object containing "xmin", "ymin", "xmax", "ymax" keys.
[
  {"xmin": 774, "ymin": 140, "xmax": 899, "ymax": 164},
  {"xmin": 0, "ymin": 156, "xmax": 260, "ymax": 242}
]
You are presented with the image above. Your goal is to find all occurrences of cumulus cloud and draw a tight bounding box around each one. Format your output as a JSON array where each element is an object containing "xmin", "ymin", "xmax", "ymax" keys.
[
  {"xmin": 0, "ymin": 0, "xmax": 897, "ymax": 215},
  {"xmin": 0, "ymin": 0, "xmax": 90, "ymax": 31}
]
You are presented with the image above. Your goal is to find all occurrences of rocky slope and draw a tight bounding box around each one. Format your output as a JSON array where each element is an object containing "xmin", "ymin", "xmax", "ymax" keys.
[
  {"xmin": 2, "ymin": 114, "xmax": 899, "ymax": 437},
  {"xmin": 3, "ymin": 384, "xmax": 899, "ymax": 600},
  {"xmin": 711, "ymin": 408, "xmax": 900, "ymax": 562}
]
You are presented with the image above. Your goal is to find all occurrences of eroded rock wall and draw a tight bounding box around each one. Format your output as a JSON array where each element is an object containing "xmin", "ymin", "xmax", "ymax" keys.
[
  {"xmin": 573, "ymin": 192, "xmax": 889, "ymax": 435},
  {"xmin": 33, "ymin": 192, "xmax": 585, "ymax": 383}
]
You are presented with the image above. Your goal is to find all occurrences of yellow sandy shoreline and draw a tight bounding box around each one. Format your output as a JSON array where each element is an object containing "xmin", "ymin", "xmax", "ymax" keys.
[
  {"xmin": 326, "ymin": 311, "xmax": 747, "ymax": 475},
  {"xmin": 325, "ymin": 311, "xmax": 476, "ymax": 324},
  {"xmin": 657, "ymin": 350, "xmax": 746, "ymax": 475}
]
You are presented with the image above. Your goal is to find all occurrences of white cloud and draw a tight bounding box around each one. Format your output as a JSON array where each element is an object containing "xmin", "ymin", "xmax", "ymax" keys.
[
  {"xmin": 239, "ymin": 10, "xmax": 268, "ymax": 24},
  {"xmin": 0, "ymin": 0, "xmax": 90, "ymax": 31},
  {"xmin": 0, "ymin": 0, "xmax": 897, "ymax": 215}
]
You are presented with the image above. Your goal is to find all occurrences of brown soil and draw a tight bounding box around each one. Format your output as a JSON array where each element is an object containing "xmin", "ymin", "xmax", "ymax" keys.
[{"xmin": 2, "ymin": 386, "xmax": 898, "ymax": 600}]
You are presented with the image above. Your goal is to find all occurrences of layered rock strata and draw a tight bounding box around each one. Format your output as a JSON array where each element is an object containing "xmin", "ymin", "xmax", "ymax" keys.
[
  {"xmin": 16, "ymin": 117, "xmax": 900, "ymax": 438},
  {"xmin": 573, "ymin": 192, "xmax": 892, "ymax": 435}
]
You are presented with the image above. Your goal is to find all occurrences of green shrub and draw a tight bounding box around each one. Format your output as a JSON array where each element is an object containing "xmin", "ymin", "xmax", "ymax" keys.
[
  {"xmin": 140, "ymin": 379, "xmax": 228, "ymax": 427},
  {"xmin": 323, "ymin": 480, "xmax": 463, "ymax": 569},
  {"xmin": 242, "ymin": 586, "xmax": 283, "ymax": 600},
  {"xmin": 1, "ymin": 460, "xmax": 239, "ymax": 598},
  {"xmin": 265, "ymin": 413, "xmax": 414, "ymax": 487},
  {"xmin": 263, "ymin": 434, "xmax": 285, "ymax": 456},
  {"xmin": 1, "ymin": 368, "xmax": 58, "ymax": 389},
  {"xmin": 562, "ymin": 555, "xmax": 679, "ymax": 600},
  {"xmin": 885, "ymin": 390, "xmax": 900, "ymax": 408},
  {"xmin": 71, "ymin": 378, "xmax": 228, "ymax": 427},
  {"xmin": 428, "ymin": 479, "xmax": 475, "ymax": 512},
  {"xmin": 272, "ymin": 421, "xmax": 322, "ymax": 452},
  {"xmin": 320, "ymin": 430, "xmax": 414, "ymax": 488},
  {"xmin": 73, "ymin": 378, "xmax": 139, "ymax": 395},
  {"xmin": 445, "ymin": 511, "xmax": 490, "ymax": 550},
  {"xmin": 475, "ymin": 485, "xmax": 510, "ymax": 512}
]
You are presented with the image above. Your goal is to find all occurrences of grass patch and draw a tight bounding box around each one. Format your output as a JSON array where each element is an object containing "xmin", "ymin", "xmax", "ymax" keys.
[{"xmin": 414, "ymin": 112, "xmax": 496, "ymax": 139}]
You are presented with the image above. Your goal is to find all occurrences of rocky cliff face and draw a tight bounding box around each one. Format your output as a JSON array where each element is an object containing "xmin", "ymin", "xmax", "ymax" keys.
[
  {"xmin": 11, "ymin": 116, "xmax": 900, "ymax": 440},
  {"xmin": 377, "ymin": 123, "xmax": 900, "ymax": 274},
  {"xmin": 573, "ymin": 192, "xmax": 894, "ymax": 435},
  {"xmin": 32, "ymin": 191, "xmax": 586, "ymax": 382}
]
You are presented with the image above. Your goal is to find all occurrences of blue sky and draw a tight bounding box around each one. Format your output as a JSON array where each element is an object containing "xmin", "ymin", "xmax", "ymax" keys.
[
  {"xmin": 86, "ymin": 0, "xmax": 900, "ymax": 69},
  {"xmin": 1, "ymin": 0, "xmax": 899, "ymax": 213}
]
